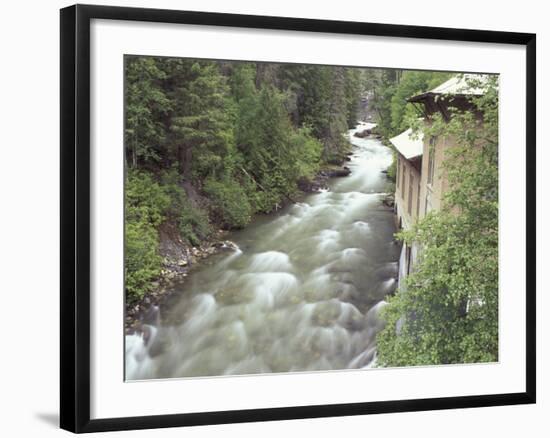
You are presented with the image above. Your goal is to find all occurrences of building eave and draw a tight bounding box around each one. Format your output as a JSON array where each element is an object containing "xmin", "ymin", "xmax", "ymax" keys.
[{"xmin": 390, "ymin": 128, "xmax": 424, "ymax": 161}]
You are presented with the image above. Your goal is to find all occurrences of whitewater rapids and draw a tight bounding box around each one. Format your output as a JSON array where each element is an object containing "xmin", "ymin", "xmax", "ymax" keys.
[{"xmin": 126, "ymin": 123, "xmax": 400, "ymax": 379}]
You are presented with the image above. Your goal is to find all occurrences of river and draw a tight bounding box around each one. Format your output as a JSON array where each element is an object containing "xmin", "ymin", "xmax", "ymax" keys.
[{"xmin": 126, "ymin": 122, "xmax": 400, "ymax": 380}]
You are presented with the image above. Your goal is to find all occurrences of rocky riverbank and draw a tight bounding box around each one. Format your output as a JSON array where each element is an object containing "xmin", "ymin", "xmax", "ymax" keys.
[{"xmin": 125, "ymin": 231, "xmax": 240, "ymax": 334}]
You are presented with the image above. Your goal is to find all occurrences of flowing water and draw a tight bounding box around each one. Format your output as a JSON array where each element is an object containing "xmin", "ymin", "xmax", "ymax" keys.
[{"xmin": 126, "ymin": 123, "xmax": 400, "ymax": 380}]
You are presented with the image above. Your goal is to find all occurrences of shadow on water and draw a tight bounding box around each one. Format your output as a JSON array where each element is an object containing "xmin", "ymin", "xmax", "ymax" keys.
[{"xmin": 126, "ymin": 122, "xmax": 400, "ymax": 380}]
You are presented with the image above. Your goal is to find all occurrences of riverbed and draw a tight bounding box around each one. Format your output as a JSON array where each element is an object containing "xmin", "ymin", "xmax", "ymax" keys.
[{"xmin": 126, "ymin": 123, "xmax": 400, "ymax": 380}]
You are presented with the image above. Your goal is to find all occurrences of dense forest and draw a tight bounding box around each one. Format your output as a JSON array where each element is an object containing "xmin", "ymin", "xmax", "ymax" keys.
[{"xmin": 125, "ymin": 57, "xmax": 364, "ymax": 300}]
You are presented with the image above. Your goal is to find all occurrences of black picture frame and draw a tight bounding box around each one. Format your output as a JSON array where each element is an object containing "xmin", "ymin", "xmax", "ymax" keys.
[{"xmin": 60, "ymin": 3, "xmax": 536, "ymax": 433}]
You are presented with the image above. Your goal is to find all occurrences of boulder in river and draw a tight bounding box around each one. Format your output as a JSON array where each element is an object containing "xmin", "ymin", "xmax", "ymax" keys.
[
  {"xmin": 353, "ymin": 129, "xmax": 371, "ymax": 138},
  {"xmin": 328, "ymin": 166, "xmax": 351, "ymax": 177}
]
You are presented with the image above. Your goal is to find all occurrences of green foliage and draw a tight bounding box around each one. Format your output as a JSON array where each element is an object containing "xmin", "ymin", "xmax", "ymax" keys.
[
  {"xmin": 288, "ymin": 126, "xmax": 323, "ymax": 180},
  {"xmin": 125, "ymin": 221, "xmax": 162, "ymax": 300},
  {"xmin": 278, "ymin": 65, "xmax": 357, "ymax": 158},
  {"xmin": 344, "ymin": 68, "xmax": 363, "ymax": 128},
  {"xmin": 165, "ymin": 60, "xmax": 235, "ymax": 180},
  {"xmin": 229, "ymin": 63, "xmax": 257, "ymax": 102},
  {"xmin": 376, "ymin": 76, "xmax": 499, "ymax": 366},
  {"xmin": 322, "ymin": 67, "xmax": 350, "ymax": 157},
  {"xmin": 204, "ymin": 177, "xmax": 252, "ymax": 228},
  {"xmin": 179, "ymin": 200, "xmax": 213, "ymax": 247},
  {"xmin": 234, "ymin": 84, "xmax": 289, "ymax": 210},
  {"xmin": 282, "ymin": 65, "xmax": 331, "ymax": 139},
  {"xmin": 234, "ymin": 81, "xmax": 323, "ymax": 213},
  {"xmin": 159, "ymin": 167, "xmax": 214, "ymax": 245},
  {"xmin": 390, "ymin": 71, "xmax": 451, "ymax": 136},
  {"xmin": 125, "ymin": 168, "xmax": 214, "ymax": 296},
  {"xmin": 125, "ymin": 56, "xmax": 170, "ymax": 167},
  {"xmin": 125, "ymin": 170, "xmax": 169, "ymax": 300},
  {"xmin": 365, "ymin": 69, "xmax": 399, "ymax": 139},
  {"xmin": 126, "ymin": 170, "xmax": 170, "ymax": 227}
]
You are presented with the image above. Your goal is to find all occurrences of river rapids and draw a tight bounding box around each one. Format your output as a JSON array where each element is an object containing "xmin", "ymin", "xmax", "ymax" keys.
[{"xmin": 126, "ymin": 123, "xmax": 400, "ymax": 380}]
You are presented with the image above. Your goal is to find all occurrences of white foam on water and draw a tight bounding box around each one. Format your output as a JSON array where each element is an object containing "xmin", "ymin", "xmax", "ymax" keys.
[
  {"xmin": 341, "ymin": 247, "xmax": 367, "ymax": 260},
  {"xmin": 243, "ymin": 272, "xmax": 300, "ymax": 309},
  {"xmin": 248, "ymin": 251, "xmax": 293, "ymax": 272},
  {"xmin": 125, "ymin": 333, "xmax": 155, "ymax": 380},
  {"xmin": 180, "ymin": 294, "xmax": 218, "ymax": 334},
  {"xmin": 125, "ymin": 123, "xmax": 400, "ymax": 380}
]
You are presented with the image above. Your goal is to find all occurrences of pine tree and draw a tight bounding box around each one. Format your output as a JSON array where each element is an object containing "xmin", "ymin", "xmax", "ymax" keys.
[
  {"xmin": 344, "ymin": 68, "xmax": 363, "ymax": 128},
  {"xmin": 124, "ymin": 56, "xmax": 170, "ymax": 168},
  {"xmin": 323, "ymin": 67, "xmax": 349, "ymax": 158},
  {"xmin": 164, "ymin": 59, "xmax": 234, "ymax": 180}
]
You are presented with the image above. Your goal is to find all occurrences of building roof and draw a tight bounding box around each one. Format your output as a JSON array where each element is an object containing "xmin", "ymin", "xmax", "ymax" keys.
[
  {"xmin": 408, "ymin": 74, "xmax": 489, "ymax": 102},
  {"xmin": 390, "ymin": 128, "xmax": 423, "ymax": 160}
]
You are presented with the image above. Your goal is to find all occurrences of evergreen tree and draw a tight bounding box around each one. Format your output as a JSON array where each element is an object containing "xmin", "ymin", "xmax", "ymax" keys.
[
  {"xmin": 164, "ymin": 60, "xmax": 234, "ymax": 180},
  {"xmin": 367, "ymin": 69, "xmax": 400, "ymax": 138},
  {"xmin": 344, "ymin": 67, "xmax": 363, "ymax": 128},
  {"xmin": 124, "ymin": 57, "xmax": 170, "ymax": 168},
  {"xmin": 323, "ymin": 67, "xmax": 349, "ymax": 158},
  {"xmin": 233, "ymin": 66, "xmax": 323, "ymax": 211}
]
